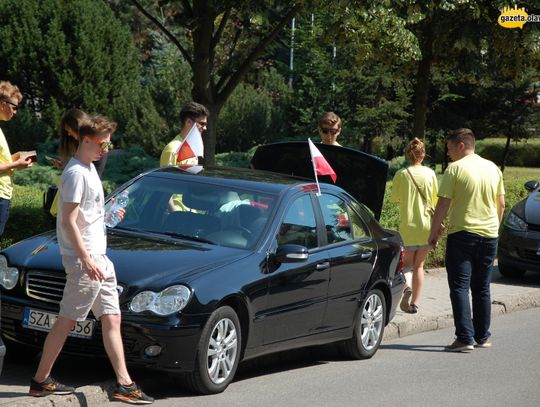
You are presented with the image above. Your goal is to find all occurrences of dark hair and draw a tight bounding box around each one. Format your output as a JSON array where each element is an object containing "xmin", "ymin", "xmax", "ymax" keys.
[
  {"xmin": 58, "ymin": 108, "xmax": 91, "ymax": 162},
  {"xmin": 179, "ymin": 102, "xmax": 209, "ymax": 126},
  {"xmin": 404, "ymin": 137, "xmax": 425, "ymax": 163},
  {"xmin": 447, "ymin": 128, "xmax": 475, "ymax": 149}
]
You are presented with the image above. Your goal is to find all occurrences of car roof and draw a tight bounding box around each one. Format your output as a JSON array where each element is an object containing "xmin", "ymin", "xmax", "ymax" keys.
[{"xmin": 144, "ymin": 165, "xmax": 318, "ymax": 195}]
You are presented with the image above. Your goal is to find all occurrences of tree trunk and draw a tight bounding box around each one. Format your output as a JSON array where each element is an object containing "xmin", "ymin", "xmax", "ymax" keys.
[
  {"xmin": 411, "ymin": 23, "xmax": 434, "ymax": 140},
  {"xmin": 501, "ymin": 132, "xmax": 512, "ymax": 173}
]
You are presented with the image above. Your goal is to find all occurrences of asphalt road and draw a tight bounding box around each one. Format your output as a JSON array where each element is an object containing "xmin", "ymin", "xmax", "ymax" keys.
[{"xmin": 85, "ymin": 307, "xmax": 539, "ymax": 407}]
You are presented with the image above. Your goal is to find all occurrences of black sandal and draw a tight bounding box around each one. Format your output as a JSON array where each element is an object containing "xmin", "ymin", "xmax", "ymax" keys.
[{"xmin": 408, "ymin": 304, "xmax": 418, "ymax": 314}]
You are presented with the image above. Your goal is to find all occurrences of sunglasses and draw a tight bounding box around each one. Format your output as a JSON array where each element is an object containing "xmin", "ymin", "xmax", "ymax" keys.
[
  {"xmin": 320, "ymin": 128, "xmax": 339, "ymax": 135},
  {"xmin": 3, "ymin": 100, "xmax": 18, "ymax": 111},
  {"xmin": 90, "ymin": 139, "xmax": 114, "ymax": 151}
]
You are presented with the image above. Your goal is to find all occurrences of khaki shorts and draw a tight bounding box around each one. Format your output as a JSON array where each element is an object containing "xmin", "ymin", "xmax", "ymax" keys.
[{"xmin": 59, "ymin": 254, "xmax": 120, "ymax": 321}]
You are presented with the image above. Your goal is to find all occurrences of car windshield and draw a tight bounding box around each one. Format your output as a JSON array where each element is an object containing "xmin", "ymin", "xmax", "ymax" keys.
[{"xmin": 105, "ymin": 175, "xmax": 276, "ymax": 250}]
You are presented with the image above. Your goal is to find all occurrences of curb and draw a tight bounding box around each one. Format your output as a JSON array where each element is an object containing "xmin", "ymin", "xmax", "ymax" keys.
[
  {"xmin": 383, "ymin": 287, "xmax": 540, "ymax": 342},
  {"xmin": 8, "ymin": 381, "xmax": 113, "ymax": 407}
]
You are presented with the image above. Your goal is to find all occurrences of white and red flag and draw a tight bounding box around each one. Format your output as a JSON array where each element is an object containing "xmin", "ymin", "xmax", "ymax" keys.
[
  {"xmin": 308, "ymin": 138, "xmax": 337, "ymax": 184},
  {"xmin": 176, "ymin": 123, "xmax": 204, "ymax": 163}
]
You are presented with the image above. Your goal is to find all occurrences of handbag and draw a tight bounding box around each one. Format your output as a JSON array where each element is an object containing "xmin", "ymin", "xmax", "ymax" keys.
[{"xmin": 405, "ymin": 167, "xmax": 446, "ymax": 236}]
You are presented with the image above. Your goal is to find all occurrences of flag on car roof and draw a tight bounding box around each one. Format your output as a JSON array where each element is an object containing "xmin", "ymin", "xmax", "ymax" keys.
[
  {"xmin": 308, "ymin": 138, "xmax": 337, "ymax": 183},
  {"xmin": 176, "ymin": 123, "xmax": 204, "ymax": 163}
]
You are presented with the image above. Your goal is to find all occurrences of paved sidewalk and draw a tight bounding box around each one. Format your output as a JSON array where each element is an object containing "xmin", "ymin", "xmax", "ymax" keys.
[{"xmin": 2, "ymin": 267, "xmax": 540, "ymax": 407}]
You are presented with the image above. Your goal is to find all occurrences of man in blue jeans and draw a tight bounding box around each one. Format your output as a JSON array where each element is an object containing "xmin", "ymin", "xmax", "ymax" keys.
[{"xmin": 428, "ymin": 128, "xmax": 505, "ymax": 352}]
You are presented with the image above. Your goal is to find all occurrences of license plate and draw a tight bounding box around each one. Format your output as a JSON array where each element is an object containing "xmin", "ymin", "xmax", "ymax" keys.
[{"xmin": 22, "ymin": 308, "xmax": 95, "ymax": 339}]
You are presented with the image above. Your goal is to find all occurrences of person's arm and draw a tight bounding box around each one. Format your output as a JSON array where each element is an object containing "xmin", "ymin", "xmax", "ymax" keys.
[
  {"xmin": 0, "ymin": 153, "xmax": 33, "ymax": 172},
  {"xmin": 497, "ymin": 194, "xmax": 505, "ymax": 224},
  {"xmin": 61, "ymin": 202, "xmax": 105, "ymax": 281},
  {"xmin": 428, "ymin": 197, "xmax": 451, "ymax": 247}
]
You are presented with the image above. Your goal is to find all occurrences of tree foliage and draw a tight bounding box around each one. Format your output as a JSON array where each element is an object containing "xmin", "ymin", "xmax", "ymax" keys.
[{"xmin": 0, "ymin": 0, "xmax": 162, "ymax": 152}]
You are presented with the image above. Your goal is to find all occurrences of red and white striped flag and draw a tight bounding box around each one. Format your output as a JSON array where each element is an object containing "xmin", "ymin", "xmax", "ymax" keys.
[
  {"xmin": 308, "ymin": 138, "xmax": 337, "ymax": 183},
  {"xmin": 177, "ymin": 123, "xmax": 204, "ymax": 163}
]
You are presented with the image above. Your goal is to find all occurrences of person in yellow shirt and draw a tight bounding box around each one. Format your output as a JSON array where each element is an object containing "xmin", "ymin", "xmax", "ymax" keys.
[
  {"xmin": 160, "ymin": 102, "xmax": 209, "ymax": 212},
  {"xmin": 429, "ymin": 128, "xmax": 505, "ymax": 353},
  {"xmin": 0, "ymin": 81, "xmax": 34, "ymax": 238},
  {"xmin": 160, "ymin": 101, "xmax": 209, "ymax": 166},
  {"xmin": 391, "ymin": 138, "xmax": 438, "ymax": 314}
]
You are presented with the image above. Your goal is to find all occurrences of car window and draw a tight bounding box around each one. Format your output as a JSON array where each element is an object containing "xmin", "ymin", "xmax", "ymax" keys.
[
  {"xmin": 317, "ymin": 194, "xmax": 353, "ymax": 244},
  {"xmin": 107, "ymin": 176, "xmax": 275, "ymax": 250},
  {"xmin": 277, "ymin": 195, "xmax": 318, "ymax": 249}
]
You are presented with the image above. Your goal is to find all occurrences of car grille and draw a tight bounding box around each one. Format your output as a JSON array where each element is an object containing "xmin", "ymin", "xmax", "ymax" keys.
[{"xmin": 26, "ymin": 271, "xmax": 66, "ymax": 304}]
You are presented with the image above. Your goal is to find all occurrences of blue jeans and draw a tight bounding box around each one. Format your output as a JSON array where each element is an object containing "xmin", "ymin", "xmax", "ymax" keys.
[
  {"xmin": 0, "ymin": 198, "xmax": 10, "ymax": 238},
  {"xmin": 445, "ymin": 231, "xmax": 498, "ymax": 345}
]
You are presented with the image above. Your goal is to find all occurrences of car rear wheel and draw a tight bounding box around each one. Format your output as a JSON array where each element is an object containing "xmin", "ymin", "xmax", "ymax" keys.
[
  {"xmin": 498, "ymin": 262, "xmax": 526, "ymax": 279},
  {"xmin": 184, "ymin": 306, "xmax": 241, "ymax": 394},
  {"xmin": 342, "ymin": 288, "xmax": 386, "ymax": 359}
]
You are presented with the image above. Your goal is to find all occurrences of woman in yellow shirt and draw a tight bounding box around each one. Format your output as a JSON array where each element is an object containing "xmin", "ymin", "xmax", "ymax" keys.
[{"xmin": 391, "ymin": 138, "xmax": 438, "ymax": 313}]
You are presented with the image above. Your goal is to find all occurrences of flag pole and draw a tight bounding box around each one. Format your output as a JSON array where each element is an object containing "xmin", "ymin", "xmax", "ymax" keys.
[{"xmin": 308, "ymin": 138, "xmax": 322, "ymax": 196}]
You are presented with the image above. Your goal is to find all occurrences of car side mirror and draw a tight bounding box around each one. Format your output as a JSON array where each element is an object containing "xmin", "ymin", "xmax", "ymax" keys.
[
  {"xmin": 524, "ymin": 180, "xmax": 539, "ymax": 192},
  {"xmin": 274, "ymin": 244, "xmax": 309, "ymax": 263}
]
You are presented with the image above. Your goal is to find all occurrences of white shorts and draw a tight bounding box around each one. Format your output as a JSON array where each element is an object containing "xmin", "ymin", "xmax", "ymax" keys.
[{"xmin": 59, "ymin": 254, "xmax": 120, "ymax": 321}]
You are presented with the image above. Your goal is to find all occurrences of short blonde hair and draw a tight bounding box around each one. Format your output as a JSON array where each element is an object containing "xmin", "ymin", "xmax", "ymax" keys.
[
  {"xmin": 0, "ymin": 80, "xmax": 22, "ymax": 104},
  {"xmin": 404, "ymin": 137, "xmax": 425, "ymax": 163}
]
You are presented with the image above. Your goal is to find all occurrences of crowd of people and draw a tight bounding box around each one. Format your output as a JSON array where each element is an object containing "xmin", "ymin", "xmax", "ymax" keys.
[{"xmin": 0, "ymin": 78, "xmax": 505, "ymax": 403}]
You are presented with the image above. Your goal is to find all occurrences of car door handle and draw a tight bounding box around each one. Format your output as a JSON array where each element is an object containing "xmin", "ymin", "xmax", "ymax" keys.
[
  {"xmin": 316, "ymin": 262, "xmax": 330, "ymax": 271},
  {"xmin": 360, "ymin": 251, "xmax": 372, "ymax": 260}
]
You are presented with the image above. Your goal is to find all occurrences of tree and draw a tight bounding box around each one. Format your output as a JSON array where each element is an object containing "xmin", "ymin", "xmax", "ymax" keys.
[
  {"xmin": 126, "ymin": 0, "xmax": 303, "ymax": 164},
  {"xmin": 0, "ymin": 0, "xmax": 162, "ymax": 151}
]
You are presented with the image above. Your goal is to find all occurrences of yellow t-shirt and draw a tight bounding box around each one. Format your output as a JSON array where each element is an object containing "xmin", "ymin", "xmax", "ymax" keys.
[
  {"xmin": 0, "ymin": 128, "xmax": 14, "ymax": 200},
  {"xmin": 391, "ymin": 165, "xmax": 438, "ymax": 246},
  {"xmin": 160, "ymin": 134, "xmax": 198, "ymax": 167},
  {"xmin": 438, "ymin": 154, "xmax": 504, "ymax": 238}
]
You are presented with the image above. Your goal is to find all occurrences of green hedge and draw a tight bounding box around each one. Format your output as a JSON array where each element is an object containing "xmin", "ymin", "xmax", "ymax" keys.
[{"xmin": 475, "ymin": 138, "xmax": 540, "ymax": 167}]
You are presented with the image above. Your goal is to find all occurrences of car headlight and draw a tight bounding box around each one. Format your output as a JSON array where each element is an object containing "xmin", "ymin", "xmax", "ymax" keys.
[
  {"xmin": 129, "ymin": 285, "xmax": 191, "ymax": 316},
  {"xmin": 0, "ymin": 255, "xmax": 19, "ymax": 290},
  {"xmin": 505, "ymin": 211, "xmax": 527, "ymax": 232}
]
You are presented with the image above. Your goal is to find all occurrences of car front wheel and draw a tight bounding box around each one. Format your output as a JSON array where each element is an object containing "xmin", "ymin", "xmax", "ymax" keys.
[
  {"xmin": 184, "ymin": 306, "xmax": 241, "ymax": 394},
  {"xmin": 342, "ymin": 288, "xmax": 386, "ymax": 359}
]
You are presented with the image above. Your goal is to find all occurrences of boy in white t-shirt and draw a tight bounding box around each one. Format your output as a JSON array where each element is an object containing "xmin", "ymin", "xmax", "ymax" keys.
[{"xmin": 30, "ymin": 115, "xmax": 153, "ymax": 404}]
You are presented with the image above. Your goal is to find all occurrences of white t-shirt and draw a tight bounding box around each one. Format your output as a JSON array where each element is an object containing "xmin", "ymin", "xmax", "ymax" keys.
[{"xmin": 57, "ymin": 158, "xmax": 106, "ymax": 256}]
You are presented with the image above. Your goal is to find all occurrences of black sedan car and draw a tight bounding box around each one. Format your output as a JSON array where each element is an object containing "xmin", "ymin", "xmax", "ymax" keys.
[
  {"xmin": 0, "ymin": 143, "xmax": 404, "ymax": 394},
  {"xmin": 498, "ymin": 180, "xmax": 540, "ymax": 278}
]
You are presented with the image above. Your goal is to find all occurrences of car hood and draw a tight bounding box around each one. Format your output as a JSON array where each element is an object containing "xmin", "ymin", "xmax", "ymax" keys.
[
  {"xmin": 2, "ymin": 231, "xmax": 250, "ymax": 289},
  {"xmin": 250, "ymin": 141, "xmax": 388, "ymax": 220}
]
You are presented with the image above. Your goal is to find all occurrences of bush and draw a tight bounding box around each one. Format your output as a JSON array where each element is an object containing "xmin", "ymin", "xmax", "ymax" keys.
[
  {"xmin": 13, "ymin": 164, "xmax": 61, "ymax": 191},
  {"xmin": 101, "ymin": 145, "xmax": 159, "ymax": 191},
  {"xmin": 1, "ymin": 185, "xmax": 55, "ymax": 250},
  {"xmin": 214, "ymin": 146, "xmax": 257, "ymax": 168},
  {"xmin": 476, "ymin": 138, "xmax": 540, "ymax": 167}
]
